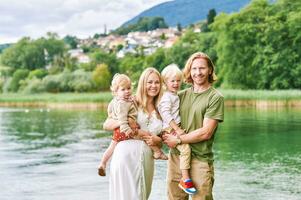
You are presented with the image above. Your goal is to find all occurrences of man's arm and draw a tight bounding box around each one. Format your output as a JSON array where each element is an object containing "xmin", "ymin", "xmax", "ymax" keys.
[
  {"xmin": 180, "ymin": 118, "xmax": 218, "ymax": 143},
  {"xmin": 163, "ymin": 118, "xmax": 218, "ymax": 148}
]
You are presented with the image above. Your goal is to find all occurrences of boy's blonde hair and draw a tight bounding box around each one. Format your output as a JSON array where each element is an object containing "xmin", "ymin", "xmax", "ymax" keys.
[
  {"xmin": 110, "ymin": 73, "xmax": 131, "ymax": 95},
  {"xmin": 161, "ymin": 63, "xmax": 183, "ymax": 85},
  {"xmin": 136, "ymin": 67, "xmax": 163, "ymax": 111}
]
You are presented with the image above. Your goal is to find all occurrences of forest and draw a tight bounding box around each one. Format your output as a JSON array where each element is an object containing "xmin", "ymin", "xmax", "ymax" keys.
[{"xmin": 0, "ymin": 0, "xmax": 300, "ymax": 94}]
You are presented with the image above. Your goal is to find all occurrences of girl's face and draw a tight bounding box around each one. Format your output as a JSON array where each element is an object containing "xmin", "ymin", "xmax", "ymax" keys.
[
  {"xmin": 165, "ymin": 75, "xmax": 181, "ymax": 93},
  {"xmin": 146, "ymin": 73, "xmax": 161, "ymax": 97},
  {"xmin": 116, "ymin": 84, "xmax": 132, "ymax": 100}
]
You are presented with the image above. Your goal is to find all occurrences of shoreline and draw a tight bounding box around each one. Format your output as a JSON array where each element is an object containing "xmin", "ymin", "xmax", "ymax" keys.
[{"xmin": 1, "ymin": 100, "xmax": 301, "ymax": 110}]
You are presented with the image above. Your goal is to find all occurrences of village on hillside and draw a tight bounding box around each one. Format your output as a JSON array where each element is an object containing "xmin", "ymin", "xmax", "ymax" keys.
[{"xmin": 68, "ymin": 26, "xmax": 201, "ymax": 63}]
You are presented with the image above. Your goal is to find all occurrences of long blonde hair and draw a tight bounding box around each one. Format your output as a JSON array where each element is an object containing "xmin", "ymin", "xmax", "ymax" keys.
[
  {"xmin": 136, "ymin": 67, "xmax": 163, "ymax": 112},
  {"xmin": 183, "ymin": 52, "xmax": 217, "ymax": 84}
]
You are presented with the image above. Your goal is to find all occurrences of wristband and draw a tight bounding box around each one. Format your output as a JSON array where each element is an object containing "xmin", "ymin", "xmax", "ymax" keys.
[{"xmin": 176, "ymin": 135, "xmax": 182, "ymax": 145}]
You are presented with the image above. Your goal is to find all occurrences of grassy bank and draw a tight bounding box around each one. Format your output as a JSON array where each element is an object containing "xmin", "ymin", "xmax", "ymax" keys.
[
  {"xmin": 220, "ymin": 89, "xmax": 301, "ymax": 100},
  {"xmin": 0, "ymin": 92, "xmax": 112, "ymax": 103},
  {"xmin": 1, "ymin": 90, "xmax": 301, "ymax": 102}
]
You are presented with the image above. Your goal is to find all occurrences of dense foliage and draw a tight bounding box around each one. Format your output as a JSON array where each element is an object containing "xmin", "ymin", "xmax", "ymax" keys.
[
  {"xmin": 0, "ymin": 0, "xmax": 300, "ymax": 94},
  {"xmin": 113, "ymin": 17, "xmax": 168, "ymax": 35}
]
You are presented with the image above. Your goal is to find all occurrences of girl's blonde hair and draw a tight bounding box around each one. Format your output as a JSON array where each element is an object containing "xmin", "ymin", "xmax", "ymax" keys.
[
  {"xmin": 136, "ymin": 67, "xmax": 163, "ymax": 111},
  {"xmin": 161, "ymin": 63, "xmax": 183, "ymax": 85},
  {"xmin": 183, "ymin": 52, "xmax": 217, "ymax": 84},
  {"xmin": 110, "ymin": 73, "xmax": 131, "ymax": 95}
]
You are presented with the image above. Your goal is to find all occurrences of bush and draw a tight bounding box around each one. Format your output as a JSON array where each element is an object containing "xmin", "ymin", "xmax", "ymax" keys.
[
  {"xmin": 69, "ymin": 69, "xmax": 94, "ymax": 92},
  {"xmin": 92, "ymin": 64, "xmax": 111, "ymax": 90},
  {"xmin": 42, "ymin": 74, "xmax": 60, "ymax": 93},
  {"xmin": 22, "ymin": 78, "xmax": 46, "ymax": 94},
  {"xmin": 28, "ymin": 69, "xmax": 48, "ymax": 79},
  {"xmin": 8, "ymin": 69, "xmax": 29, "ymax": 92},
  {"xmin": 0, "ymin": 78, "xmax": 4, "ymax": 93},
  {"xmin": 57, "ymin": 70, "xmax": 73, "ymax": 92}
]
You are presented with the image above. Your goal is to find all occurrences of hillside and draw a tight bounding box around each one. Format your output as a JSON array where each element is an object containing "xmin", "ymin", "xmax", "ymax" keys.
[{"xmin": 122, "ymin": 0, "xmax": 251, "ymax": 27}]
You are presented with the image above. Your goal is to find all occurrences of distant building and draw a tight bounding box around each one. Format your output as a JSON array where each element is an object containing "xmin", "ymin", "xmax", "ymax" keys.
[{"xmin": 67, "ymin": 48, "xmax": 91, "ymax": 64}]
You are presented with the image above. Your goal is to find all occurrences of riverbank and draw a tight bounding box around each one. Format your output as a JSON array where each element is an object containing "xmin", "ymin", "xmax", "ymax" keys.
[{"xmin": 1, "ymin": 90, "xmax": 301, "ymax": 109}]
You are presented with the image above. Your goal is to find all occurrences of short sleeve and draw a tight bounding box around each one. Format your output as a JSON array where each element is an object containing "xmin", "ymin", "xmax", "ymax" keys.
[{"xmin": 204, "ymin": 94, "xmax": 224, "ymax": 122}]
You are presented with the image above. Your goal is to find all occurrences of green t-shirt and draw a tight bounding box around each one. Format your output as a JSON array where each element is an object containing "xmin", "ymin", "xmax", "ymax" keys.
[{"xmin": 172, "ymin": 87, "xmax": 224, "ymax": 163}]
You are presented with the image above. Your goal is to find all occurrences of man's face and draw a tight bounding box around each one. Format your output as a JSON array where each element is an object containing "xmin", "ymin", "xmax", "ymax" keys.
[{"xmin": 190, "ymin": 58, "xmax": 211, "ymax": 86}]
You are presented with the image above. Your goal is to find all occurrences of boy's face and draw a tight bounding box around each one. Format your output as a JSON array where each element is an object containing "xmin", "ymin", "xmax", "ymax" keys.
[
  {"xmin": 116, "ymin": 84, "xmax": 132, "ymax": 100},
  {"xmin": 165, "ymin": 75, "xmax": 181, "ymax": 93}
]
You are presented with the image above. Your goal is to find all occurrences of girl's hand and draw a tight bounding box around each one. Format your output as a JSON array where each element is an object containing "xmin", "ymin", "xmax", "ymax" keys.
[{"xmin": 163, "ymin": 133, "xmax": 178, "ymax": 148}]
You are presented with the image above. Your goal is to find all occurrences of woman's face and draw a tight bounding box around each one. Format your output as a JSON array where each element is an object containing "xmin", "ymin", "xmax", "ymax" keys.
[{"xmin": 146, "ymin": 72, "xmax": 161, "ymax": 97}]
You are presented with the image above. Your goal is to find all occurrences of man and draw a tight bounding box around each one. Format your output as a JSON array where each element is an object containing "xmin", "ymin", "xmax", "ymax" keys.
[{"xmin": 163, "ymin": 52, "xmax": 224, "ymax": 200}]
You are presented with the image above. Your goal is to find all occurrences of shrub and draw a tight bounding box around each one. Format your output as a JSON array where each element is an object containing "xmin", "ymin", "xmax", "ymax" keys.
[
  {"xmin": 8, "ymin": 69, "xmax": 29, "ymax": 92},
  {"xmin": 28, "ymin": 69, "xmax": 48, "ymax": 79},
  {"xmin": 42, "ymin": 74, "xmax": 60, "ymax": 93},
  {"xmin": 22, "ymin": 78, "xmax": 46, "ymax": 94},
  {"xmin": 92, "ymin": 64, "xmax": 111, "ymax": 90},
  {"xmin": 69, "ymin": 69, "xmax": 94, "ymax": 92}
]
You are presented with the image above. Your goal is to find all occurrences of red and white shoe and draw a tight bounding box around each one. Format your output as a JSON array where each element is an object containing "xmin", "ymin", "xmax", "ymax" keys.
[{"xmin": 178, "ymin": 179, "xmax": 197, "ymax": 195}]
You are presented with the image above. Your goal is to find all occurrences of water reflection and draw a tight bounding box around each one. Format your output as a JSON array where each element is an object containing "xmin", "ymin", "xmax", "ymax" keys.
[{"xmin": 0, "ymin": 107, "xmax": 300, "ymax": 200}]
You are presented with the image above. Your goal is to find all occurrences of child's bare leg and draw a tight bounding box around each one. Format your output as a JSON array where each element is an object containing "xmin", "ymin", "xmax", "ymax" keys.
[
  {"xmin": 98, "ymin": 140, "xmax": 117, "ymax": 176},
  {"xmin": 151, "ymin": 145, "xmax": 168, "ymax": 160}
]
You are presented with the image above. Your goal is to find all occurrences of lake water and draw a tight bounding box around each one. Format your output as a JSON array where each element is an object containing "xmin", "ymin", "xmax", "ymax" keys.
[{"xmin": 0, "ymin": 107, "xmax": 300, "ymax": 200}]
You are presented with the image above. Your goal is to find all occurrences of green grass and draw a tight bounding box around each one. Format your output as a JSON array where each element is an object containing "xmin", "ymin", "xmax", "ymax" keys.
[
  {"xmin": 220, "ymin": 89, "xmax": 301, "ymax": 100},
  {"xmin": 0, "ymin": 92, "xmax": 112, "ymax": 103},
  {"xmin": 0, "ymin": 90, "xmax": 301, "ymax": 103}
]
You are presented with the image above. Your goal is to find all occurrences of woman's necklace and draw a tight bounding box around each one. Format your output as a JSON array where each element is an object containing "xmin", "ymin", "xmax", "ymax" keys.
[{"xmin": 146, "ymin": 112, "xmax": 152, "ymax": 127}]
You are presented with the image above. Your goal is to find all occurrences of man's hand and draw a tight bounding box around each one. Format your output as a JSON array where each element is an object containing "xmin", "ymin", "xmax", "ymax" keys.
[{"xmin": 163, "ymin": 133, "xmax": 179, "ymax": 148}]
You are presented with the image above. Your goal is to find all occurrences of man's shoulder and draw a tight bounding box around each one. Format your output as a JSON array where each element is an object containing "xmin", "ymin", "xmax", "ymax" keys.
[
  {"xmin": 178, "ymin": 87, "xmax": 191, "ymax": 97},
  {"xmin": 209, "ymin": 87, "xmax": 224, "ymax": 99}
]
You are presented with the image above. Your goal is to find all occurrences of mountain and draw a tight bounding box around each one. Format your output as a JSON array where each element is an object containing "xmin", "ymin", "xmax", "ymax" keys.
[{"xmin": 122, "ymin": 0, "xmax": 251, "ymax": 27}]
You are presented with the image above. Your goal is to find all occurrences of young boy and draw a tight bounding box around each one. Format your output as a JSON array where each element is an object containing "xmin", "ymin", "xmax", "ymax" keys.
[
  {"xmin": 158, "ymin": 64, "xmax": 197, "ymax": 194},
  {"xmin": 98, "ymin": 73, "xmax": 167, "ymax": 176}
]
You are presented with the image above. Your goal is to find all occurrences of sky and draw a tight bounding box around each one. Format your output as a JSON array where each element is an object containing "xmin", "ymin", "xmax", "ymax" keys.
[{"xmin": 0, "ymin": 0, "xmax": 170, "ymax": 44}]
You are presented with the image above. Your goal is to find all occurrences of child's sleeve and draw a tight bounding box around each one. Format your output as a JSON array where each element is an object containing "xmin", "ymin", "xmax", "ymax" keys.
[
  {"xmin": 116, "ymin": 101, "xmax": 132, "ymax": 134},
  {"xmin": 157, "ymin": 94, "xmax": 173, "ymax": 124}
]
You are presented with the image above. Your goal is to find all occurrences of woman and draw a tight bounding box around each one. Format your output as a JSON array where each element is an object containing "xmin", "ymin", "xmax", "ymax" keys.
[{"xmin": 103, "ymin": 67, "xmax": 164, "ymax": 200}]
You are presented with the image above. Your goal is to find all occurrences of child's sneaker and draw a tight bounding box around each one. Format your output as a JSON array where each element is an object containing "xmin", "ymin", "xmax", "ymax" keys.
[{"xmin": 178, "ymin": 179, "xmax": 197, "ymax": 195}]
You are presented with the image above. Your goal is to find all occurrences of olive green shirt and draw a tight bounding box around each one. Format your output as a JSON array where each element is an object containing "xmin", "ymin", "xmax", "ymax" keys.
[{"xmin": 172, "ymin": 87, "xmax": 224, "ymax": 163}]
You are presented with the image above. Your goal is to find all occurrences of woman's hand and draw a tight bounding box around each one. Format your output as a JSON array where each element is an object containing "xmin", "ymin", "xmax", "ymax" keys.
[
  {"xmin": 162, "ymin": 133, "xmax": 178, "ymax": 148},
  {"xmin": 143, "ymin": 134, "xmax": 162, "ymax": 146}
]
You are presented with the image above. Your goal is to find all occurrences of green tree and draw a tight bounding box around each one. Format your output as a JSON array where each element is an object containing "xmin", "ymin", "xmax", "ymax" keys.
[
  {"xmin": 92, "ymin": 64, "xmax": 111, "ymax": 90},
  {"xmin": 90, "ymin": 50, "xmax": 119, "ymax": 75},
  {"xmin": 63, "ymin": 35, "xmax": 78, "ymax": 49},
  {"xmin": 113, "ymin": 17, "xmax": 168, "ymax": 35},
  {"xmin": 211, "ymin": 0, "xmax": 301, "ymax": 89}
]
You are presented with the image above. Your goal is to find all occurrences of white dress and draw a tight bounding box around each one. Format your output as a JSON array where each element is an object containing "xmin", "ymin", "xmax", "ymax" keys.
[{"xmin": 109, "ymin": 109, "xmax": 163, "ymax": 200}]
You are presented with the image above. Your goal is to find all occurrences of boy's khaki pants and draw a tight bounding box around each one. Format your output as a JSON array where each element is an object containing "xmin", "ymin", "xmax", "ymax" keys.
[{"xmin": 167, "ymin": 153, "xmax": 214, "ymax": 200}]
